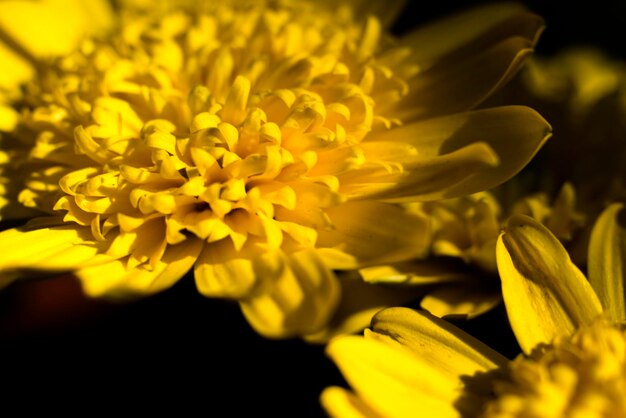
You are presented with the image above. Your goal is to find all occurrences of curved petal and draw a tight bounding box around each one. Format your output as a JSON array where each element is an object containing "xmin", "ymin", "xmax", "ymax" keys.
[
  {"xmin": 361, "ymin": 106, "xmax": 551, "ymax": 201},
  {"xmin": 400, "ymin": 3, "xmax": 542, "ymax": 70},
  {"xmin": 194, "ymin": 239, "xmax": 257, "ymax": 299},
  {"xmin": 320, "ymin": 386, "xmax": 380, "ymax": 418},
  {"xmin": 240, "ymin": 249, "xmax": 341, "ymax": 338},
  {"xmin": 370, "ymin": 308, "xmax": 507, "ymax": 379},
  {"xmin": 588, "ymin": 203, "xmax": 626, "ymax": 323},
  {"xmin": 0, "ymin": 0, "xmax": 113, "ymax": 60},
  {"xmin": 420, "ymin": 283, "xmax": 502, "ymax": 320},
  {"xmin": 0, "ymin": 223, "xmax": 109, "ymax": 274},
  {"xmin": 77, "ymin": 237, "xmax": 203, "ymax": 298},
  {"xmin": 304, "ymin": 271, "xmax": 427, "ymax": 344},
  {"xmin": 496, "ymin": 215, "xmax": 603, "ymax": 354},
  {"xmin": 326, "ymin": 335, "xmax": 462, "ymax": 418},
  {"xmin": 317, "ymin": 201, "xmax": 431, "ymax": 267}
]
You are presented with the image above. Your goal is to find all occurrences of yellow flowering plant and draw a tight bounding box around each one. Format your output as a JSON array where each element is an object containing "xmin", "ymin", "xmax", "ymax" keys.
[
  {"xmin": 0, "ymin": 0, "xmax": 550, "ymax": 339},
  {"xmin": 323, "ymin": 208, "xmax": 626, "ymax": 417}
]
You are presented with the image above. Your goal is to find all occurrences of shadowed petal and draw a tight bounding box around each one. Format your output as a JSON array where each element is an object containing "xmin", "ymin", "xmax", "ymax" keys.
[
  {"xmin": 588, "ymin": 203, "xmax": 626, "ymax": 323},
  {"xmin": 497, "ymin": 215, "xmax": 603, "ymax": 354}
]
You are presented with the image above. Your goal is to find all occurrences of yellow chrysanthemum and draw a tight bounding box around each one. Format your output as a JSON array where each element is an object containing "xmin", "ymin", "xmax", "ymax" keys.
[
  {"xmin": 322, "ymin": 208, "xmax": 626, "ymax": 417},
  {"xmin": 0, "ymin": 1, "xmax": 550, "ymax": 338}
]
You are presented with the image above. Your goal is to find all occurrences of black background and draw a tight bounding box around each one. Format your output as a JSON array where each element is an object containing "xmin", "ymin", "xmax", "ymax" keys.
[{"xmin": 1, "ymin": 1, "xmax": 623, "ymax": 416}]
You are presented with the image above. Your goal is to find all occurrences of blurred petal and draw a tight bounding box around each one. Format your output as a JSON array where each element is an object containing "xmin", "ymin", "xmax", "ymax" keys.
[
  {"xmin": 588, "ymin": 203, "xmax": 626, "ymax": 323},
  {"xmin": 326, "ymin": 335, "xmax": 462, "ymax": 418},
  {"xmin": 304, "ymin": 271, "xmax": 427, "ymax": 344},
  {"xmin": 401, "ymin": 3, "xmax": 542, "ymax": 69},
  {"xmin": 421, "ymin": 284, "xmax": 502, "ymax": 320},
  {"xmin": 497, "ymin": 215, "xmax": 603, "ymax": 354},
  {"xmin": 359, "ymin": 258, "xmax": 474, "ymax": 285},
  {"xmin": 0, "ymin": 0, "xmax": 113, "ymax": 60},
  {"xmin": 77, "ymin": 237, "xmax": 203, "ymax": 298},
  {"xmin": 240, "ymin": 249, "xmax": 341, "ymax": 338},
  {"xmin": 370, "ymin": 308, "xmax": 507, "ymax": 378},
  {"xmin": 363, "ymin": 106, "xmax": 551, "ymax": 201},
  {"xmin": 317, "ymin": 201, "xmax": 430, "ymax": 267},
  {"xmin": 0, "ymin": 42, "xmax": 33, "ymax": 96},
  {"xmin": 321, "ymin": 386, "xmax": 383, "ymax": 418}
]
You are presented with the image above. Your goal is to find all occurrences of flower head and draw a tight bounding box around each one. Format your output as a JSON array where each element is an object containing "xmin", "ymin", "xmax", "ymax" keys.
[
  {"xmin": 0, "ymin": 1, "xmax": 550, "ymax": 338},
  {"xmin": 322, "ymin": 207, "xmax": 626, "ymax": 417}
]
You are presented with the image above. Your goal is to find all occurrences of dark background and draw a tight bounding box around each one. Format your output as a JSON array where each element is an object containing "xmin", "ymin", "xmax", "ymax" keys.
[{"xmin": 1, "ymin": 1, "xmax": 624, "ymax": 416}]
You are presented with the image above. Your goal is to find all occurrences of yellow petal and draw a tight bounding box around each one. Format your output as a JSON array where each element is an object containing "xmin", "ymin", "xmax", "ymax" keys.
[
  {"xmin": 194, "ymin": 239, "xmax": 257, "ymax": 299},
  {"xmin": 304, "ymin": 271, "xmax": 427, "ymax": 344},
  {"xmin": 0, "ymin": 0, "xmax": 113, "ymax": 60},
  {"xmin": 320, "ymin": 386, "xmax": 380, "ymax": 418},
  {"xmin": 0, "ymin": 223, "xmax": 109, "ymax": 273},
  {"xmin": 420, "ymin": 284, "xmax": 502, "ymax": 320},
  {"xmin": 401, "ymin": 3, "xmax": 542, "ymax": 70},
  {"xmin": 77, "ymin": 238, "xmax": 202, "ymax": 298},
  {"xmin": 588, "ymin": 203, "xmax": 626, "ymax": 323},
  {"xmin": 317, "ymin": 201, "xmax": 430, "ymax": 267},
  {"xmin": 359, "ymin": 258, "xmax": 473, "ymax": 285},
  {"xmin": 0, "ymin": 41, "xmax": 33, "ymax": 95},
  {"xmin": 365, "ymin": 106, "xmax": 551, "ymax": 201},
  {"xmin": 326, "ymin": 335, "xmax": 461, "ymax": 418},
  {"xmin": 240, "ymin": 249, "xmax": 340, "ymax": 338},
  {"xmin": 370, "ymin": 308, "xmax": 507, "ymax": 381},
  {"xmin": 497, "ymin": 215, "xmax": 603, "ymax": 354}
]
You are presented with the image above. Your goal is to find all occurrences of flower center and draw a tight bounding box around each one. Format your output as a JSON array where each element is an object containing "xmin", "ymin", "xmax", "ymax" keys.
[
  {"xmin": 482, "ymin": 319, "xmax": 626, "ymax": 418},
  {"xmin": 9, "ymin": 3, "xmax": 416, "ymax": 269}
]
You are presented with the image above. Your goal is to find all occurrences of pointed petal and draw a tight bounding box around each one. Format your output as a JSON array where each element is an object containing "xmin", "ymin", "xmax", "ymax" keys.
[
  {"xmin": 316, "ymin": 201, "xmax": 430, "ymax": 267},
  {"xmin": 588, "ymin": 203, "xmax": 626, "ymax": 323},
  {"xmin": 364, "ymin": 106, "xmax": 551, "ymax": 201},
  {"xmin": 359, "ymin": 258, "xmax": 475, "ymax": 285},
  {"xmin": 321, "ymin": 386, "xmax": 383, "ymax": 418},
  {"xmin": 240, "ymin": 249, "xmax": 341, "ymax": 338},
  {"xmin": 77, "ymin": 238, "xmax": 202, "ymax": 298},
  {"xmin": 326, "ymin": 335, "xmax": 462, "ymax": 418},
  {"xmin": 497, "ymin": 215, "xmax": 603, "ymax": 354},
  {"xmin": 304, "ymin": 271, "xmax": 427, "ymax": 343},
  {"xmin": 370, "ymin": 308, "xmax": 507, "ymax": 379},
  {"xmin": 421, "ymin": 284, "xmax": 502, "ymax": 320}
]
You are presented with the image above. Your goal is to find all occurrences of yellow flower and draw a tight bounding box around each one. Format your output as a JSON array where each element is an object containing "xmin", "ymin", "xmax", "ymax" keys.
[
  {"xmin": 322, "ymin": 208, "xmax": 626, "ymax": 417},
  {"xmin": 0, "ymin": 1, "xmax": 550, "ymax": 338}
]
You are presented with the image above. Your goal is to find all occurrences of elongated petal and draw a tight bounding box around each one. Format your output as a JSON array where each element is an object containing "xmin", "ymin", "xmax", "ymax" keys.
[
  {"xmin": 359, "ymin": 258, "xmax": 475, "ymax": 285},
  {"xmin": 77, "ymin": 238, "xmax": 203, "ymax": 298},
  {"xmin": 588, "ymin": 203, "xmax": 626, "ymax": 323},
  {"xmin": 0, "ymin": 0, "xmax": 113, "ymax": 60},
  {"xmin": 371, "ymin": 308, "xmax": 507, "ymax": 379},
  {"xmin": 401, "ymin": 3, "xmax": 541, "ymax": 70},
  {"xmin": 0, "ymin": 224, "xmax": 109, "ymax": 273},
  {"xmin": 0, "ymin": 42, "xmax": 33, "ymax": 95},
  {"xmin": 326, "ymin": 335, "xmax": 462, "ymax": 418},
  {"xmin": 364, "ymin": 106, "xmax": 551, "ymax": 201},
  {"xmin": 240, "ymin": 249, "xmax": 340, "ymax": 338},
  {"xmin": 321, "ymin": 386, "xmax": 385, "ymax": 418},
  {"xmin": 497, "ymin": 215, "xmax": 603, "ymax": 354},
  {"xmin": 421, "ymin": 284, "xmax": 502, "ymax": 320},
  {"xmin": 317, "ymin": 201, "xmax": 430, "ymax": 267},
  {"xmin": 305, "ymin": 271, "xmax": 427, "ymax": 344}
]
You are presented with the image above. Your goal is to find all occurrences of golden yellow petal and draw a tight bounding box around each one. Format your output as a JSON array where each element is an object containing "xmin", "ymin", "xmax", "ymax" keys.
[
  {"xmin": 194, "ymin": 239, "xmax": 257, "ymax": 299},
  {"xmin": 497, "ymin": 215, "xmax": 603, "ymax": 354},
  {"xmin": 317, "ymin": 201, "xmax": 430, "ymax": 267},
  {"xmin": 0, "ymin": 0, "xmax": 113, "ymax": 60},
  {"xmin": 77, "ymin": 238, "xmax": 203, "ymax": 298},
  {"xmin": 304, "ymin": 271, "xmax": 427, "ymax": 344},
  {"xmin": 240, "ymin": 249, "xmax": 341, "ymax": 338},
  {"xmin": 370, "ymin": 308, "xmax": 507, "ymax": 380},
  {"xmin": 364, "ymin": 106, "xmax": 551, "ymax": 201},
  {"xmin": 588, "ymin": 203, "xmax": 626, "ymax": 323},
  {"xmin": 420, "ymin": 284, "xmax": 502, "ymax": 320},
  {"xmin": 320, "ymin": 386, "xmax": 382, "ymax": 418},
  {"xmin": 326, "ymin": 335, "xmax": 462, "ymax": 418},
  {"xmin": 0, "ymin": 41, "xmax": 33, "ymax": 96}
]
